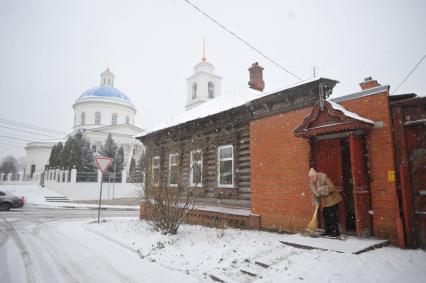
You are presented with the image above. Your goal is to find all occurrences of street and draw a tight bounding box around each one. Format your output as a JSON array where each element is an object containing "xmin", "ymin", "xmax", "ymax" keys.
[{"xmin": 0, "ymin": 205, "xmax": 193, "ymax": 283}]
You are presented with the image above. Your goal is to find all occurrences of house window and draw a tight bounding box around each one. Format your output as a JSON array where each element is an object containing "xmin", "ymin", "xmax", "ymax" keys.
[
  {"xmin": 95, "ymin": 112, "xmax": 101, "ymax": 125},
  {"xmin": 192, "ymin": 82, "xmax": 197, "ymax": 99},
  {"xmin": 208, "ymin": 81, "xmax": 215, "ymax": 98},
  {"xmin": 111, "ymin": 113, "xmax": 118, "ymax": 125},
  {"xmin": 190, "ymin": 150, "xmax": 202, "ymax": 187},
  {"xmin": 218, "ymin": 145, "xmax": 234, "ymax": 187},
  {"xmin": 81, "ymin": 112, "xmax": 85, "ymax": 125},
  {"xmin": 168, "ymin": 153, "xmax": 178, "ymax": 187},
  {"xmin": 126, "ymin": 116, "xmax": 130, "ymax": 124},
  {"xmin": 152, "ymin": 156, "xmax": 160, "ymax": 186}
]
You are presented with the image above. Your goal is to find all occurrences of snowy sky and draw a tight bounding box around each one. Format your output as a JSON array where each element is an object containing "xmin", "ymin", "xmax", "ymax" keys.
[{"xmin": 0, "ymin": 0, "xmax": 425, "ymax": 160}]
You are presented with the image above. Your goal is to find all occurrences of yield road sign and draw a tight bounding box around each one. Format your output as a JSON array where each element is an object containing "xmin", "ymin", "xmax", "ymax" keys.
[{"xmin": 95, "ymin": 157, "xmax": 113, "ymax": 175}]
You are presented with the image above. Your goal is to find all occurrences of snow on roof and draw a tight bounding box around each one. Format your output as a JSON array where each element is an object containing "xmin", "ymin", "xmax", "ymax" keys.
[
  {"xmin": 327, "ymin": 100, "xmax": 374, "ymax": 124},
  {"xmin": 136, "ymin": 77, "xmax": 333, "ymax": 138},
  {"xmin": 135, "ymin": 86, "xmax": 267, "ymax": 138},
  {"xmin": 331, "ymin": 85, "xmax": 389, "ymax": 103}
]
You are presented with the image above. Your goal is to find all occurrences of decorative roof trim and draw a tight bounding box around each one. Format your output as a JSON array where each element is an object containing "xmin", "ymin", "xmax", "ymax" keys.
[{"xmin": 294, "ymin": 100, "xmax": 374, "ymax": 139}]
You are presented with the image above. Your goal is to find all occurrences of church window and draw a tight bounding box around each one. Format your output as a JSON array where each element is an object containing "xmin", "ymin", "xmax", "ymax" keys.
[
  {"xmin": 111, "ymin": 113, "xmax": 117, "ymax": 125},
  {"xmin": 95, "ymin": 112, "xmax": 101, "ymax": 125},
  {"xmin": 81, "ymin": 112, "xmax": 86, "ymax": 125},
  {"xmin": 208, "ymin": 81, "xmax": 215, "ymax": 98},
  {"xmin": 126, "ymin": 116, "xmax": 130, "ymax": 124},
  {"xmin": 192, "ymin": 82, "xmax": 197, "ymax": 99}
]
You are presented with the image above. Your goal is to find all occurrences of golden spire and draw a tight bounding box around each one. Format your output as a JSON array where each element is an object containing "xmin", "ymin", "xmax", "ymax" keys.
[{"xmin": 202, "ymin": 37, "xmax": 207, "ymax": 62}]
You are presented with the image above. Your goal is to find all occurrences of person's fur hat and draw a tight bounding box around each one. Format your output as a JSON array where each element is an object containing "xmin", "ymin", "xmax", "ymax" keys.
[{"xmin": 308, "ymin": 168, "xmax": 318, "ymax": 177}]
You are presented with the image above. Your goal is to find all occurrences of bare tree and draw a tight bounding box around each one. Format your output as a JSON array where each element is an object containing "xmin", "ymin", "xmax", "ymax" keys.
[{"xmin": 143, "ymin": 132, "xmax": 217, "ymax": 235}]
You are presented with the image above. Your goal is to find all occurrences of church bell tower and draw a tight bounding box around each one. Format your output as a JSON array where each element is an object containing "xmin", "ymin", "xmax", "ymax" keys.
[{"xmin": 186, "ymin": 41, "xmax": 222, "ymax": 110}]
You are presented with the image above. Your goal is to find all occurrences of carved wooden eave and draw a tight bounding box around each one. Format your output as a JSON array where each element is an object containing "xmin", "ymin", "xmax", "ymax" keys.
[{"xmin": 294, "ymin": 101, "xmax": 374, "ymax": 139}]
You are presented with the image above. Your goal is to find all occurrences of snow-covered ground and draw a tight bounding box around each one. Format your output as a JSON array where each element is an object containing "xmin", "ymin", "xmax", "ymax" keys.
[
  {"xmin": 0, "ymin": 185, "xmax": 63, "ymax": 205},
  {"xmin": 0, "ymin": 185, "xmax": 138, "ymax": 210},
  {"xmin": 2, "ymin": 185, "xmax": 425, "ymax": 282},
  {"xmin": 76, "ymin": 218, "xmax": 426, "ymax": 283}
]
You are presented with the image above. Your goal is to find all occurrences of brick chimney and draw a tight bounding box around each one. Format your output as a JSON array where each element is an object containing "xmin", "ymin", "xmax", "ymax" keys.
[
  {"xmin": 248, "ymin": 62, "xmax": 265, "ymax": 92},
  {"xmin": 359, "ymin": 77, "xmax": 381, "ymax": 90}
]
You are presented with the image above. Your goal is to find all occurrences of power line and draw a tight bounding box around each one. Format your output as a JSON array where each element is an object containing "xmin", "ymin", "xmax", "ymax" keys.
[
  {"xmin": 0, "ymin": 125, "xmax": 63, "ymax": 139},
  {"xmin": 0, "ymin": 142, "xmax": 24, "ymax": 149},
  {"xmin": 392, "ymin": 52, "xmax": 426, "ymax": 94},
  {"xmin": 182, "ymin": 0, "xmax": 303, "ymax": 81},
  {"xmin": 0, "ymin": 137, "xmax": 27, "ymax": 145},
  {"xmin": 0, "ymin": 118, "xmax": 67, "ymax": 135},
  {"xmin": 0, "ymin": 135, "xmax": 36, "ymax": 143}
]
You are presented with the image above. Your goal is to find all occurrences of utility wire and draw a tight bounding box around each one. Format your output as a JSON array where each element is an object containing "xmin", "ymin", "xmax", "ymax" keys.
[
  {"xmin": 0, "ymin": 142, "xmax": 24, "ymax": 148},
  {"xmin": 0, "ymin": 125, "xmax": 63, "ymax": 139},
  {"xmin": 0, "ymin": 117, "xmax": 131, "ymax": 139},
  {"xmin": 0, "ymin": 137, "xmax": 27, "ymax": 145},
  {"xmin": 182, "ymin": 0, "xmax": 303, "ymax": 81},
  {"xmin": 392, "ymin": 52, "xmax": 426, "ymax": 94},
  {"xmin": 0, "ymin": 134, "xmax": 36, "ymax": 143},
  {"xmin": 0, "ymin": 118, "xmax": 67, "ymax": 135}
]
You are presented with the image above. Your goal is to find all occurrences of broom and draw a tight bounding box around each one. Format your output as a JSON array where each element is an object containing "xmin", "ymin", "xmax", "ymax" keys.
[{"xmin": 305, "ymin": 203, "xmax": 319, "ymax": 233}]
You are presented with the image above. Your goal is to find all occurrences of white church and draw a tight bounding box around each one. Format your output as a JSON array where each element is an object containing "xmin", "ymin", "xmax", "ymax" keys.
[{"xmin": 25, "ymin": 69, "xmax": 144, "ymax": 177}]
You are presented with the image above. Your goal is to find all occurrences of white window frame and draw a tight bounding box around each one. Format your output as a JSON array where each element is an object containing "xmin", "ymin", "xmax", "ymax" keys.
[
  {"xmin": 192, "ymin": 82, "xmax": 197, "ymax": 99},
  {"xmin": 208, "ymin": 81, "xmax": 215, "ymax": 98},
  {"xmin": 190, "ymin": 150, "xmax": 202, "ymax": 187},
  {"xmin": 168, "ymin": 153, "xmax": 179, "ymax": 187},
  {"xmin": 111, "ymin": 113, "xmax": 117, "ymax": 126},
  {"xmin": 81, "ymin": 112, "xmax": 85, "ymax": 125},
  {"xmin": 95, "ymin": 112, "xmax": 101, "ymax": 125},
  {"xmin": 151, "ymin": 156, "xmax": 160, "ymax": 187},
  {"xmin": 217, "ymin": 145, "xmax": 234, "ymax": 187}
]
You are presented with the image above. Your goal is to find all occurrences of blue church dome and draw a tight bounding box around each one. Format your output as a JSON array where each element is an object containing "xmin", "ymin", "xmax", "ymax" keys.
[{"xmin": 79, "ymin": 86, "xmax": 131, "ymax": 103}]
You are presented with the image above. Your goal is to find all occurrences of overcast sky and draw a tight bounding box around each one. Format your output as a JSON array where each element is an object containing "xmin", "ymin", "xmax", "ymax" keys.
[{"xmin": 1, "ymin": 0, "xmax": 425, "ymax": 160}]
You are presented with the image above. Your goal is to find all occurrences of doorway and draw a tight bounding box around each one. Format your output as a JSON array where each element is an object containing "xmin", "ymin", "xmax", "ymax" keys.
[{"xmin": 312, "ymin": 134, "xmax": 371, "ymax": 236}]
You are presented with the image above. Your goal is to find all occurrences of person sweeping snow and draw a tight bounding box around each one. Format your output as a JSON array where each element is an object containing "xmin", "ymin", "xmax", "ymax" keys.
[{"xmin": 307, "ymin": 168, "xmax": 343, "ymax": 237}]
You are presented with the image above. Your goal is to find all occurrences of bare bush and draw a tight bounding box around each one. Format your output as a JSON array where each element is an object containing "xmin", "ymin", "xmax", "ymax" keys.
[{"xmin": 143, "ymin": 134, "xmax": 216, "ymax": 235}]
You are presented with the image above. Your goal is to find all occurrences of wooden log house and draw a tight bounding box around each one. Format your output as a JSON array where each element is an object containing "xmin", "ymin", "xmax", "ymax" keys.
[{"xmin": 136, "ymin": 62, "xmax": 426, "ymax": 248}]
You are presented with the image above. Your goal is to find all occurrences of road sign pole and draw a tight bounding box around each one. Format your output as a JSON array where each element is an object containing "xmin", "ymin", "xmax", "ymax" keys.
[
  {"xmin": 97, "ymin": 176, "xmax": 104, "ymax": 224},
  {"xmin": 95, "ymin": 156, "xmax": 113, "ymax": 224}
]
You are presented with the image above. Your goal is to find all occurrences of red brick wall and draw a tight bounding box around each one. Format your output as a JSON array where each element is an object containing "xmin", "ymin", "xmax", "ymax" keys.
[
  {"xmin": 339, "ymin": 92, "xmax": 400, "ymax": 243},
  {"xmin": 140, "ymin": 202, "xmax": 260, "ymax": 229},
  {"xmin": 250, "ymin": 108, "xmax": 313, "ymax": 232},
  {"xmin": 250, "ymin": 91, "xmax": 400, "ymax": 243}
]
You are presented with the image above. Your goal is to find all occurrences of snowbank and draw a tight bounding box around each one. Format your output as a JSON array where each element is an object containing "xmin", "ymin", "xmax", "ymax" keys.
[
  {"xmin": 0, "ymin": 185, "xmax": 62, "ymax": 205},
  {"xmin": 79, "ymin": 218, "xmax": 426, "ymax": 283}
]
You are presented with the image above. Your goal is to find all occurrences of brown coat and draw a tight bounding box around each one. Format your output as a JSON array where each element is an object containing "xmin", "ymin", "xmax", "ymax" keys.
[{"xmin": 310, "ymin": 172, "xmax": 343, "ymax": 208}]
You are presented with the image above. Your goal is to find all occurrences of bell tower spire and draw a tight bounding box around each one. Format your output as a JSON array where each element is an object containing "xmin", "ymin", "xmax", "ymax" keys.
[{"xmin": 202, "ymin": 38, "xmax": 207, "ymax": 62}]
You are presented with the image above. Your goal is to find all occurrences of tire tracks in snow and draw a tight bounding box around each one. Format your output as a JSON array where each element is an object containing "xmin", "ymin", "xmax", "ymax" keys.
[
  {"xmin": 36, "ymin": 219, "xmax": 136, "ymax": 283},
  {"xmin": 0, "ymin": 215, "xmax": 37, "ymax": 283}
]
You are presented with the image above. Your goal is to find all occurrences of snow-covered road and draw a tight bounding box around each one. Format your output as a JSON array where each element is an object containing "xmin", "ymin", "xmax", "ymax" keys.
[{"xmin": 0, "ymin": 212, "xmax": 194, "ymax": 283}]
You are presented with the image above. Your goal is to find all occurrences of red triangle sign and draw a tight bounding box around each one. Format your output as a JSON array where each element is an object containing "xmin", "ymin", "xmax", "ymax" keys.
[{"xmin": 95, "ymin": 157, "xmax": 113, "ymax": 175}]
